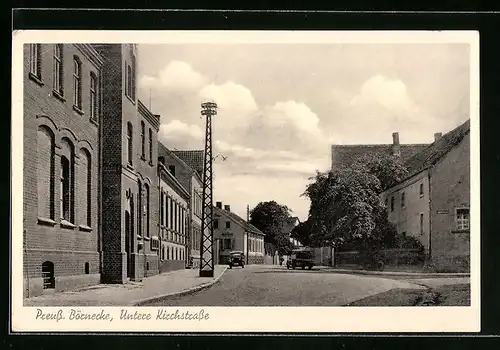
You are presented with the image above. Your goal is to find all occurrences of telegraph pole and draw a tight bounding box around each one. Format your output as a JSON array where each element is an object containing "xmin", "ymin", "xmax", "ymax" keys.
[{"xmin": 199, "ymin": 101, "xmax": 217, "ymax": 277}]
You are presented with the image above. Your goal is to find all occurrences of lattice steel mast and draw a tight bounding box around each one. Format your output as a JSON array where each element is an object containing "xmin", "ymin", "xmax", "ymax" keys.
[{"xmin": 199, "ymin": 101, "xmax": 217, "ymax": 277}]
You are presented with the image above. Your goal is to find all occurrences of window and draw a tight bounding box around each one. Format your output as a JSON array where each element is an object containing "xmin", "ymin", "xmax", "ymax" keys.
[
  {"xmin": 127, "ymin": 64, "xmax": 132, "ymax": 98},
  {"xmin": 225, "ymin": 221, "xmax": 231, "ymax": 229},
  {"xmin": 144, "ymin": 183, "xmax": 150, "ymax": 237},
  {"xmin": 167, "ymin": 246, "xmax": 170, "ymax": 260},
  {"xmin": 401, "ymin": 192, "xmax": 405, "ymax": 208},
  {"xmin": 456, "ymin": 208, "xmax": 470, "ymax": 230},
  {"xmin": 53, "ymin": 45, "xmax": 63, "ymax": 95},
  {"xmin": 419, "ymin": 183, "xmax": 424, "ymax": 197},
  {"xmin": 60, "ymin": 138, "xmax": 75, "ymax": 223},
  {"xmin": 30, "ymin": 44, "xmax": 42, "ymax": 79},
  {"xmin": 127, "ymin": 122, "xmax": 133, "ymax": 165},
  {"xmin": 169, "ymin": 197, "xmax": 173, "ymax": 229},
  {"xmin": 131, "ymin": 53, "xmax": 136, "ymax": 100},
  {"xmin": 73, "ymin": 57, "xmax": 82, "ymax": 109},
  {"xmin": 214, "ymin": 218, "xmax": 219, "ymax": 229},
  {"xmin": 37, "ymin": 126, "xmax": 55, "ymax": 220},
  {"xmin": 80, "ymin": 149, "xmax": 92, "ymax": 227},
  {"xmin": 390, "ymin": 196, "xmax": 395, "ymax": 212},
  {"xmin": 160, "ymin": 192, "xmax": 164, "ymax": 226},
  {"xmin": 140, "ymin": 121, "xmax": 145, "ymax": 159},
  {"xmin": 85, "ymin": 262, "xmax": 90, "ymax": 274},
  {"xmin": 223, "ymin": 238, "xmax": 232, "ymax": 250},
  {"xmin": 420, "ymin": 213, "xmax": 424, "ymax": 235},
  {"xmin": 165, "ymin": 194, "xmax": 169, "ymax": 229},
  {"xmin": 168, "ymin": 165, "xmax": 176, "ymax": 176},
  {"xmin": 90, "ymin": 73, "xmax": 98, "ymax": 120},
  {"xmin": 148, "ymin": 129, "xmax": 153, "ymax": 163}
]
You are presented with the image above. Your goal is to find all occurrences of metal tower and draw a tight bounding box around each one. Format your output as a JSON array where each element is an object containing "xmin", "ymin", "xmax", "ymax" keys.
[{"xmin": 199, "ymin": 101, "xmax": 217, "ymax": 277}]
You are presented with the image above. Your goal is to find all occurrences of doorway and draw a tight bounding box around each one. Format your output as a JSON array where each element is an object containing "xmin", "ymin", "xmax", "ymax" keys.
[{"xmin": 42, "ymin": 261, "xmax": 55, "ymax": 289}]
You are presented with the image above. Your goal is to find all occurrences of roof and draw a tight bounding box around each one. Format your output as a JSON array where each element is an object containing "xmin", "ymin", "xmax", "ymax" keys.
[
  {"xmin": 172, "ymin": 150, "xmax": 204, "ymax": 176},
  {"xmin": 404, "ymin": 119, "xmax": 470, "ymax": 177},
  {"xmin": 213, "ymin": 206, "xmax": 265, "ymax": 236},
  {"xmin": 331, "ymin": 144, "xmax": 429, "ymax": 169}
]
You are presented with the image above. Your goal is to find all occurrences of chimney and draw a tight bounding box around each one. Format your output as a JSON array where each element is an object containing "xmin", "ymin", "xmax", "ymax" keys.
[
  {"xmin": 224, "ymin": 205, "xmax": 231, "ymax": 212},
  {"xmin": 392, "ymin": 132, "xmax": 401, "ymax": 156},
  {"xmin": 434, "ymin": 132, "xmax": 442, "ymax": 142},
  {"xmin": 216, "ymin": 201, "xmax": 222, "ymax": 209},
  {"xmin": 158, "ymin": 156, "xmax": 165, "ymax": 165}
]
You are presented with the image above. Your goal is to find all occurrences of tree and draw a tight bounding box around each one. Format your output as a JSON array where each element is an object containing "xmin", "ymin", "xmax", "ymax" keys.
[
  {"xmin": 250, "ymin": 201, "xmax": 294, "ymax": 256},
  {"xmin": 303, "ymin": 152, "xmax": 406, "ymax": 249}
]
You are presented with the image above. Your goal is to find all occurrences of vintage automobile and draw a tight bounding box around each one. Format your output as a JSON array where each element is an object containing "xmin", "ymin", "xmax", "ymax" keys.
[
  {"xmin": 286, "ymin": 248, "xmax": 315, "ymax": 270},
  {"xmin": 228, "ymin": 250, "xmax": 245, "ymax": 269}
]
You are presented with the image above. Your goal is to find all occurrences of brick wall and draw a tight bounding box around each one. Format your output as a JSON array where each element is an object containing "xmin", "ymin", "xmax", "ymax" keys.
[
  {"xmin": 430, "ymin": 133, "xmax": 470, "ymax": 271},
  {"xmin": 23, "ymin": 44, "xmax": 101, "ymax": 297}
]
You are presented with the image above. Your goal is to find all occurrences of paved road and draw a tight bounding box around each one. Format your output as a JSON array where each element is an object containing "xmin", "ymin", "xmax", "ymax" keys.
[{"xmin": 146, "ymin": 264, "xmax": 425, "ymax": 306}]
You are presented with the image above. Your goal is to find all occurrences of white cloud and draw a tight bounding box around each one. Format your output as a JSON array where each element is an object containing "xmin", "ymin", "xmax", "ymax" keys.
[
  {"xmin": 139, "ymin": 60, "xmax": 207, "ymax": 92},
  {"xmin": 158, "ymin": 120, "xmax": 204, "ymax": 149}
]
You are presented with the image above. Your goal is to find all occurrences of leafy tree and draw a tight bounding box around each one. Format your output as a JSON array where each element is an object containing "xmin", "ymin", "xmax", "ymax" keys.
[
  {"xmin": 250, "ymin": 201, "xmax": 295, "ymax": 255},
  {"xmin": 303, "ymin": 152, "xmax": 407, "ymax": 249}
]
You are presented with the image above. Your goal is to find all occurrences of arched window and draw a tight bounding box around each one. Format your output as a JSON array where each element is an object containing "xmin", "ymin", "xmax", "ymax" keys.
[
  {"xmin": 131, "ymin": 54, "xmax": 136, "ymax": 100},
  {"xmin": 79, "ymin": 149, "xmax": 92, "ymax": 227},
  {"xmin": 127, "ymin": 65, "xmax": 132, "ymax": 98},
  {"xmin": 148, "ymin": 128, "xmax": 153, "ymax": 162},
  {"xmin": 73, "ymin": 56, "xmax": 82, "ymax": 109},
  {"xmin": 144, "ymin": 183, "xmax": 150, "ymax": 237},
  {"xmin": 127, "ymin": 122, "xmax": 133, "ymax": 165},
  {"xmin": 140, "ymin": 121, "xmax": 145, "ymax": 159},
  {"xmin": 37, "ymin": 126, "xmax": 55, "ymax": 220},
  {"xmin": 53, "ymin": 44, "xmax": 63, "ymax": 95},
  {"xmin": 60, "ymin": 138, "xmax": 75, "ymax": 223}
]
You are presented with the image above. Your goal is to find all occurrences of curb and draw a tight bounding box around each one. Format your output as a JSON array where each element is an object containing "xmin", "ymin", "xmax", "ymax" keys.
[
  {"xmin": 322, "ymin": 267, "xmax": 470, "ymax": 278},
  {"xmin": 132, "ymin": 266, "xmax": 228, "ymax": 306}
]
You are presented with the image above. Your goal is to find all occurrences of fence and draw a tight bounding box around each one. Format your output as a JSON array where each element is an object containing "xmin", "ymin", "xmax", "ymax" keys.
[{"xmin": 335, "ymin": 248, "xmax": 425, "ymax": 270}]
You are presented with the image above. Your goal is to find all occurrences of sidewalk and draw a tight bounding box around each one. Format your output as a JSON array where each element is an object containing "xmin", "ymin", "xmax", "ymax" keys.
[
  {"xmin": 24, "ymin": 265, "xmax": 227, "ymax": 307},
  {"xmin": 321, "ymin": 266, "xmax": 470, "ymax": 278}
]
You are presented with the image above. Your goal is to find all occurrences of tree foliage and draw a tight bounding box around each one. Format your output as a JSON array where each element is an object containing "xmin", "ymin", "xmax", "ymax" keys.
[
  {"xmin": 249, "ymin": 201, "xmax": 295, "ymax": 255},
  {"xmin": 303, "ymin": 153, "xmax": 407, "ymax": 249}
]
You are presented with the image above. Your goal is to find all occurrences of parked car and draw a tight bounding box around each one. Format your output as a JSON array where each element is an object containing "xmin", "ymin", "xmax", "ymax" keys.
[
  {"xmin": 228, "ymin": 251, "xmax": 245, "ymax": 269},
  {"xmin": 287, "ymin": 248, "xmax": 315, "ymax": 270}
]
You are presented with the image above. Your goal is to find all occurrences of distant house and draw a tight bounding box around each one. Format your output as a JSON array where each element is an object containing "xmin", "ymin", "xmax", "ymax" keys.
[
  {"xmin": 331, "ymin": 132, "xmax": 429, "ymax": 170},
  {"xmin": 213, "ymin": 201, "xmax": 265, "ymax": 265},
  {"xmin": 172, "ymin": 150, "xmax": 204, "ymax": 178},
  {"xmin": 381, "ymin": 119, "xmax": 470, "ymax": 270}
]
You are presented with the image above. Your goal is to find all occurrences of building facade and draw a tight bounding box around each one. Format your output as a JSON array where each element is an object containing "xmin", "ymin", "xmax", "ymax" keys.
[
  {"xmin": 157, "ymin": 144, "xmax": 204, "ymax": 269},
  {"xmin": 23, "ymin": 44, "xmax": 103, "ymax": 297},
  {"xmin": 158, "ymin": 159, "xmax": 189, "ymax": 273},
  {"xmin": 381, "ymin": 120, "xmax": 470, "ymax": 270},
  {"xmin": 95, "ymin": 44, "xmax": 160, "ymax": 283},
  {"xmin": 213, "ymin": 202, "xmax": 265, "ymax": 265}
]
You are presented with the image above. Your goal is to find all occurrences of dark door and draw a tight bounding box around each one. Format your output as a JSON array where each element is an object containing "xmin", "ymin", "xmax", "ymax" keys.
[{"xmin": 125, "ymin": 210, "xmax": 132, "ymax": 278}]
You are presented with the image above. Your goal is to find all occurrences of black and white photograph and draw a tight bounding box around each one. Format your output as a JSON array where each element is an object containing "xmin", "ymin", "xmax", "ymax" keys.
[{"xmin": 11, "ymin": 30, "xmax": 480, "ymax": 333}]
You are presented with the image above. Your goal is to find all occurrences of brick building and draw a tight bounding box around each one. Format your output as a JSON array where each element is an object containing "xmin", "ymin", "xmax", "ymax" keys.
[
  {"xmin": 157, "ymin": 157, "xmax": 190, "ymax": 273},
  {"xmin": 381, "ymin": 120, "xmax": 470, "ymax": 270},
  {"xmin": 158, "ymin": 145, "xmax": 204, "ymax": 269},
  {"xmin": 94, "ymin": 44, "xmax": 160, "ymax": 283},
  {"xmin": 213, "ymin": 202, "xmax": 265, "ymax": 265},
  {"xmin": 23, "ymin": 44, "xmax": 103, "ymax": 297}
]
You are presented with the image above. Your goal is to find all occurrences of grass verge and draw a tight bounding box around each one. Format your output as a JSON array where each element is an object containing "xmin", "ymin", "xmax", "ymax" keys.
[{"xmin": 346, "ymin": 283, "xmax": 470, "ymax": 306}]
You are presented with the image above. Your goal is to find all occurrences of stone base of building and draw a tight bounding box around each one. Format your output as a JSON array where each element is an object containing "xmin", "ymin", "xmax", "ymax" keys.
[
  {"xmin": 24, "ymin": 274, "xmax": 101, "ymax": 299},
  {"xmin": 159, "ymin": 260, "xmax": 185, "ymax": 274},
  {"xmin": 426, "ymin": 254, "xmax": 470, "ymax": 273}
]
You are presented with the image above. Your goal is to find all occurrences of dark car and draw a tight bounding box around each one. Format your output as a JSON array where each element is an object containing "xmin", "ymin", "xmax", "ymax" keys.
[
  {"xmin": 287, "ymin": 249, "xmax": 315, "ymax": 270},
  {"xmin": 228, "ymin": 251, "xmax": 245, "ymax": 269}
]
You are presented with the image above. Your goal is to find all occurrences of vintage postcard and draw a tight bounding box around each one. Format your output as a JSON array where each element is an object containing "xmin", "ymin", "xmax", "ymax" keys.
[{"xmin": 11, "ymin": 30, "xmax": 480, "ymax": 333}]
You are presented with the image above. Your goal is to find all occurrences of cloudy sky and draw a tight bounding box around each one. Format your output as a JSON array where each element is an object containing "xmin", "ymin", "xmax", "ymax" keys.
[{"xmin": 137, "ymin": 42, "xmax": 470, "ymax": 221}]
